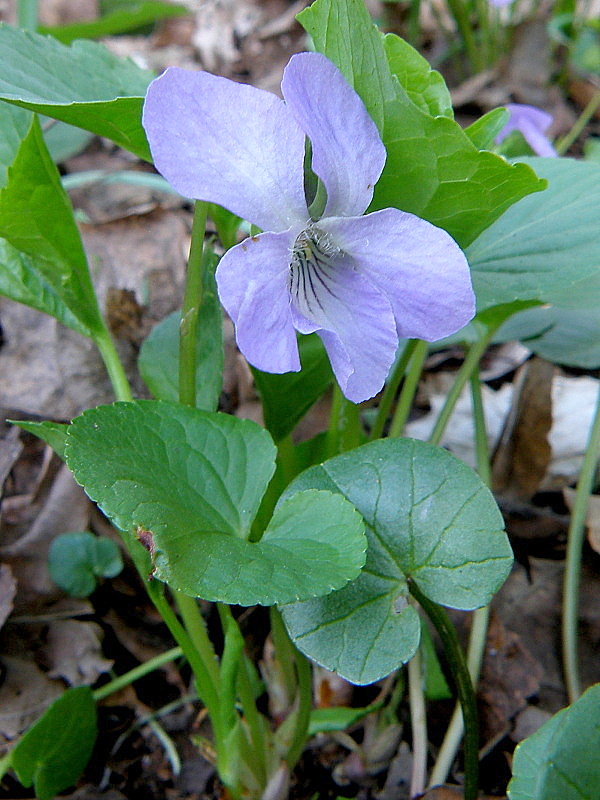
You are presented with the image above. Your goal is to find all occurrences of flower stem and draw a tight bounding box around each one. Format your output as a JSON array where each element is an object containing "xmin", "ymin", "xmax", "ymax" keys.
[
  {"xmin": 388, "ymin": 339, "xmax": 428, "ymax": 438},
  {"xmin": 428, "ymin": 364, "xmax": 493, "ymax": 787},
  {"xmin": 369, "ymin": 340, "xmax": 418, "ymax": 441},
  {"xmin": 95, "ymin": 329, "xmax": 133, "ymax": 402},
  {"xmin": 93, "ymin": 646, "xmax": 183, "ymax": 702},
  {"xmin": 237, "ymin": 656, "xmax": 268, "ymax": 786},
  {"xmin": 270, "ymin": 606, "xmax": 298, "ymax": 702},
  {"xmin": 173, "ymin": 591, "xmax": 219, "ymax": 687},
  {"xmin": 150, "ymin": 586, "xmax": 221, "ymax": 732},
  {"xmin": 179, "ymin": 200, "xmax": 209, "ymax": 408},
  {"xmin": 445, "ymin": 0, "xmax": 484, "ymax": 73},
  {"xmin": 428, "ymin": 330, "xmax": 494, "ymax": 447},
  {"xmin": 285, "ymin": 646, "xmax": 313, "ymax": 770},
  {"xmin": 408, "ymin": 644, "xmax": 428, "ymax": 797},
  {"xmin": 410, "ymin": 584, "xmax": 479, "ymax": 800},
  {"xmin": 562, "ymin": 381, "xmax": 600, "ymax": 702},
  {"xmin": 556, "ymin": 90, "xmax": 600, "ymax": 156},
  {"xmin": 326, "ymin": 384, "xmax": 361, "ymax": 456}
]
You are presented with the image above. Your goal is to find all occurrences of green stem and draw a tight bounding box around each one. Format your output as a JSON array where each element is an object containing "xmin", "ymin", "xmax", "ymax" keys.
[
  {"xmin": 95, "ymin": 329, "xmax": 133, "ymax": 402},
  {"xmin": 325, "ymin": 384, "xmax": 361, "ymax": 456},
  {"xmin": 445, "ymin": 0, "xmax": 484, "ymax": 72},
  {"xmin": 562, "ymin": 382, "xmax": 600, "ymax": 702},
  {"xmin": 173, "ymin": 591, "xmax": 219, "ymax": 687},
  {"xmin": 428, "ymin": 367, "xmax": 493, "ymax": 787},
  {"xmin": 408, "ymin": 644, "xmax": 428, "ymax": 797},
  {"xmin": 150, "ymin": 586, "xmax": 221, "ymax": 732},
  {"xmin": 428, "ymin": 330, "xmax": 495, "ymax": 446},
  {"xmin": 93, "ymin": 646, "xmax": 183, "ymax": 702},
  {"xmin": 285, "ymin": 646, "xmax": 313, "ymax": 770},
  {"xmin": 410, "ymin": 584, "xmax": 479, "ymax": 800},
  {"xmin": 237, "ymin": 656, "xmax": 267, "ymax": 786},
  {"xmin": 270, "ymin": 607, "xmax": 298, "ymax": 703},
  {"xmin": 179, "ymin": 200, "xmax": 209, "ymax": 407},
  {"xmin": 469, "ymin": 370, "xmax": 492, "ymax": 486},
  {"xmin": 388, "ymin": 339, "xmax": 428, "ymax": 438},
  {"xmin": 17, "ymin": 0, "xmax": 38, "ymax": 30},
  {"xmin": 369, "ymin": 340, "xmax": 418, "ymax": 441},
  {"xmin": 556, "ymin": 90, "xmax": 600, "ymax": 156}
]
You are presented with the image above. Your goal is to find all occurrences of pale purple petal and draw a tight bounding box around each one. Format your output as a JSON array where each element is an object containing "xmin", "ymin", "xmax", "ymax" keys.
[
  {"xmin": 215, "ymin": 231, "xmax": 302, "ymax": 373},
  {"xmin": 281, "ymin": 53, "xmax": 386, "ymax": 219},
  {"xmin": 320, "ymin": 209, "xmax": 475, "ymax": 341},
  {"xmin": 495, "ymin": 103, "xmax": 557, "ymax": 157},
  {"xmin": 489, "ymin": 0, "xmax": 512, "ymax": 6},
  {"xmin": 289, "ymin": 253, "xmax": 398, "ymax": 402},
  {"xmin": 142, "ymin": 67, "xmax": 309, "ymax": 232}
]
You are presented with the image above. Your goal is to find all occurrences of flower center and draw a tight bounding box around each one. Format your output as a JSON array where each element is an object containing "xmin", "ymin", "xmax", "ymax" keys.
[{"xmin": 289, "ymin": 225, "xmax": 342, "ymax": 321}]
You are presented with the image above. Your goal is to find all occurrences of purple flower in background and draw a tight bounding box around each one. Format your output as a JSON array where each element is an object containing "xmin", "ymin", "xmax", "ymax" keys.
[
  {"xmin": 495, "ymin": 103, "xmax": 557, "ymax": 157},
  {"xmin": 488, "ymin": 0, "xmax": 512, "ymax": 7},
  {"xmin": 142, "ymin": 53, "xmax": 474, "ymax": 403}
]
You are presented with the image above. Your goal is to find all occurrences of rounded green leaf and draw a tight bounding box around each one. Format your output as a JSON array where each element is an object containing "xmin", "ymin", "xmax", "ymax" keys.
[
  {"xmin": 508, "ymin": 684, "xmax": 600, "ymax": 800},
  {"xmin": 153, "ymin": 488, "xmax": 366, "ymax": 604},
  {"xmin": 281, "ymin": 438, "xmax": 512, "ymax": 684},
  {"xmin": 467, "ymin": 158, "xmax": 600, "ymax": 312},
  {"xmin": 49, "ymin": 531, "xmax": 123, "ymax": 597},
  {"xmin": 64, "ymin": 401, "xmax": 366, "ymax": 605},
  {"xmin": 11, "ymin": 687, "xmax": 97, "ymax": 800}
]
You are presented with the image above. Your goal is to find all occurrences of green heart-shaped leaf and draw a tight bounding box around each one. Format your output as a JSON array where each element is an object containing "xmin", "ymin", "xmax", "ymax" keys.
[
  {"xmin": 508, "ymin": 684, "xmax": 600, "ymax": 800},
  {"xmin": 65, "ymin": 401, "xmax": 366, "ymax": 605},
  {"xmin": 11, "ymin": 687, "xmax": 97, "ymax": 800},
  {"xmin": 281, "ymin": 438, "xmax": 511, "ymax": 684},
  {"xmin": 0, "ymin": 24, "xmax": 152, "ymax": 159},
  {"xmin": 467, "ymin": 157, "xmax": 600, "ymax": 312}
]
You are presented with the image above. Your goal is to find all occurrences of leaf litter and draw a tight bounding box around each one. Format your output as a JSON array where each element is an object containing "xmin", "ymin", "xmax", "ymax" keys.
[{"xmin": 0, "ymin": 0, "xmax": 600, "ymax": 798}]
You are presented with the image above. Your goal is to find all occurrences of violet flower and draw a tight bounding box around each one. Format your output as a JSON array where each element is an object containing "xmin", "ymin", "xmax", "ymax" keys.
[
  {"xmin": 495, "ymin": 103, "xmax": 557, "ymax": 158},
  {"xmin": 142, "ymin": 53, "xmax": 474, "ymax": 403}
]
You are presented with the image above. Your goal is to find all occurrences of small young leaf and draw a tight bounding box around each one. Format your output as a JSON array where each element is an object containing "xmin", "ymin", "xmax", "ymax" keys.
[
  {"xmin": 0, "ymin": 115, "xmax": 103, "ymax": 336},
  {"xmin": 64, "ymin": 401, "xmax": 365, "ymax": 605},
  {"xmin": 281, "ymin": 438, "xmax": 512, "ymax": 684},
  {"xmin": 49, "ymin": 531, "xmax": 123, "ymax": 597},
  {"xmin": 138, "ymin": 251, "xmax": 223, "ymax": 411},
  {"xmin": 13, "ymin": 419, "xmax": 69, "ymax": 460},
  {"xmin": 465, "ymin": 107, "xmax": 510, "ymax": 149},
  {"xmin": 508, "ymin": 683, "xmax": 600, "ymax": 800},
  {"xmin": 11, "ymin": 687, "xmax": 97, "ymax": 800},
  {"xmin": 0, "ymin": 24, "xmax": 152, "ymax": 160},
  {"xmin": 384, "ymin": 33, "xmax": 453, "ymax": 118},
  {"xmin": 251, "ymin": 334, "xmax": 333, "ymax": 442},
  {"xmin": 467, "ymin": 157, "xmax": 600, "ymax": 313},
  {"xmin": 298, "ymin": 0, "xmax": 545, "ymax": 247}
]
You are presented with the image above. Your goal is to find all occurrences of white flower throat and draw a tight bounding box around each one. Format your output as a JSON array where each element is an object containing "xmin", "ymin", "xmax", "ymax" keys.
[{"xmin": 289, "ymin": 224, "xmax": 343, "ymax": 320}]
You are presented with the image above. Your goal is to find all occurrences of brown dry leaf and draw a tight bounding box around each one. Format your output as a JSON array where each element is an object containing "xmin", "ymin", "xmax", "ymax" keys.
[
  {"xmin": 0, "ymin": 423, "xmax": 22, "ymax": 491},
  {"xmin": 0, "ymin": 464, "xmax": 91, "ymax": 611},
  {"xmin": 478, "ymin": 612, "xmax": 543, "ymax": 741},
  {"xmin": 563, "ymin": 489, "xmax": 600, "ymax": 554},
  {"xmin": 493, "ymin": 558, "xmax": 600, "ymax": 706},
  {"xmin": 0, "ymin": 563, "xmax": 16, "ymax": 630},
  {"xmin": 492, "ymin": 357, "xmax": 554, "ymax": 502},
  {"xmin": 38, "ymin": 0, "xmax": 98, "ymax": 26},
  {"xmin": 0, "ymin": 655, "xmax": 63, "ymax": 742},
  {"xmin": 43, "ymin": 619, "xmax": 113, "ymax": 686}
]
